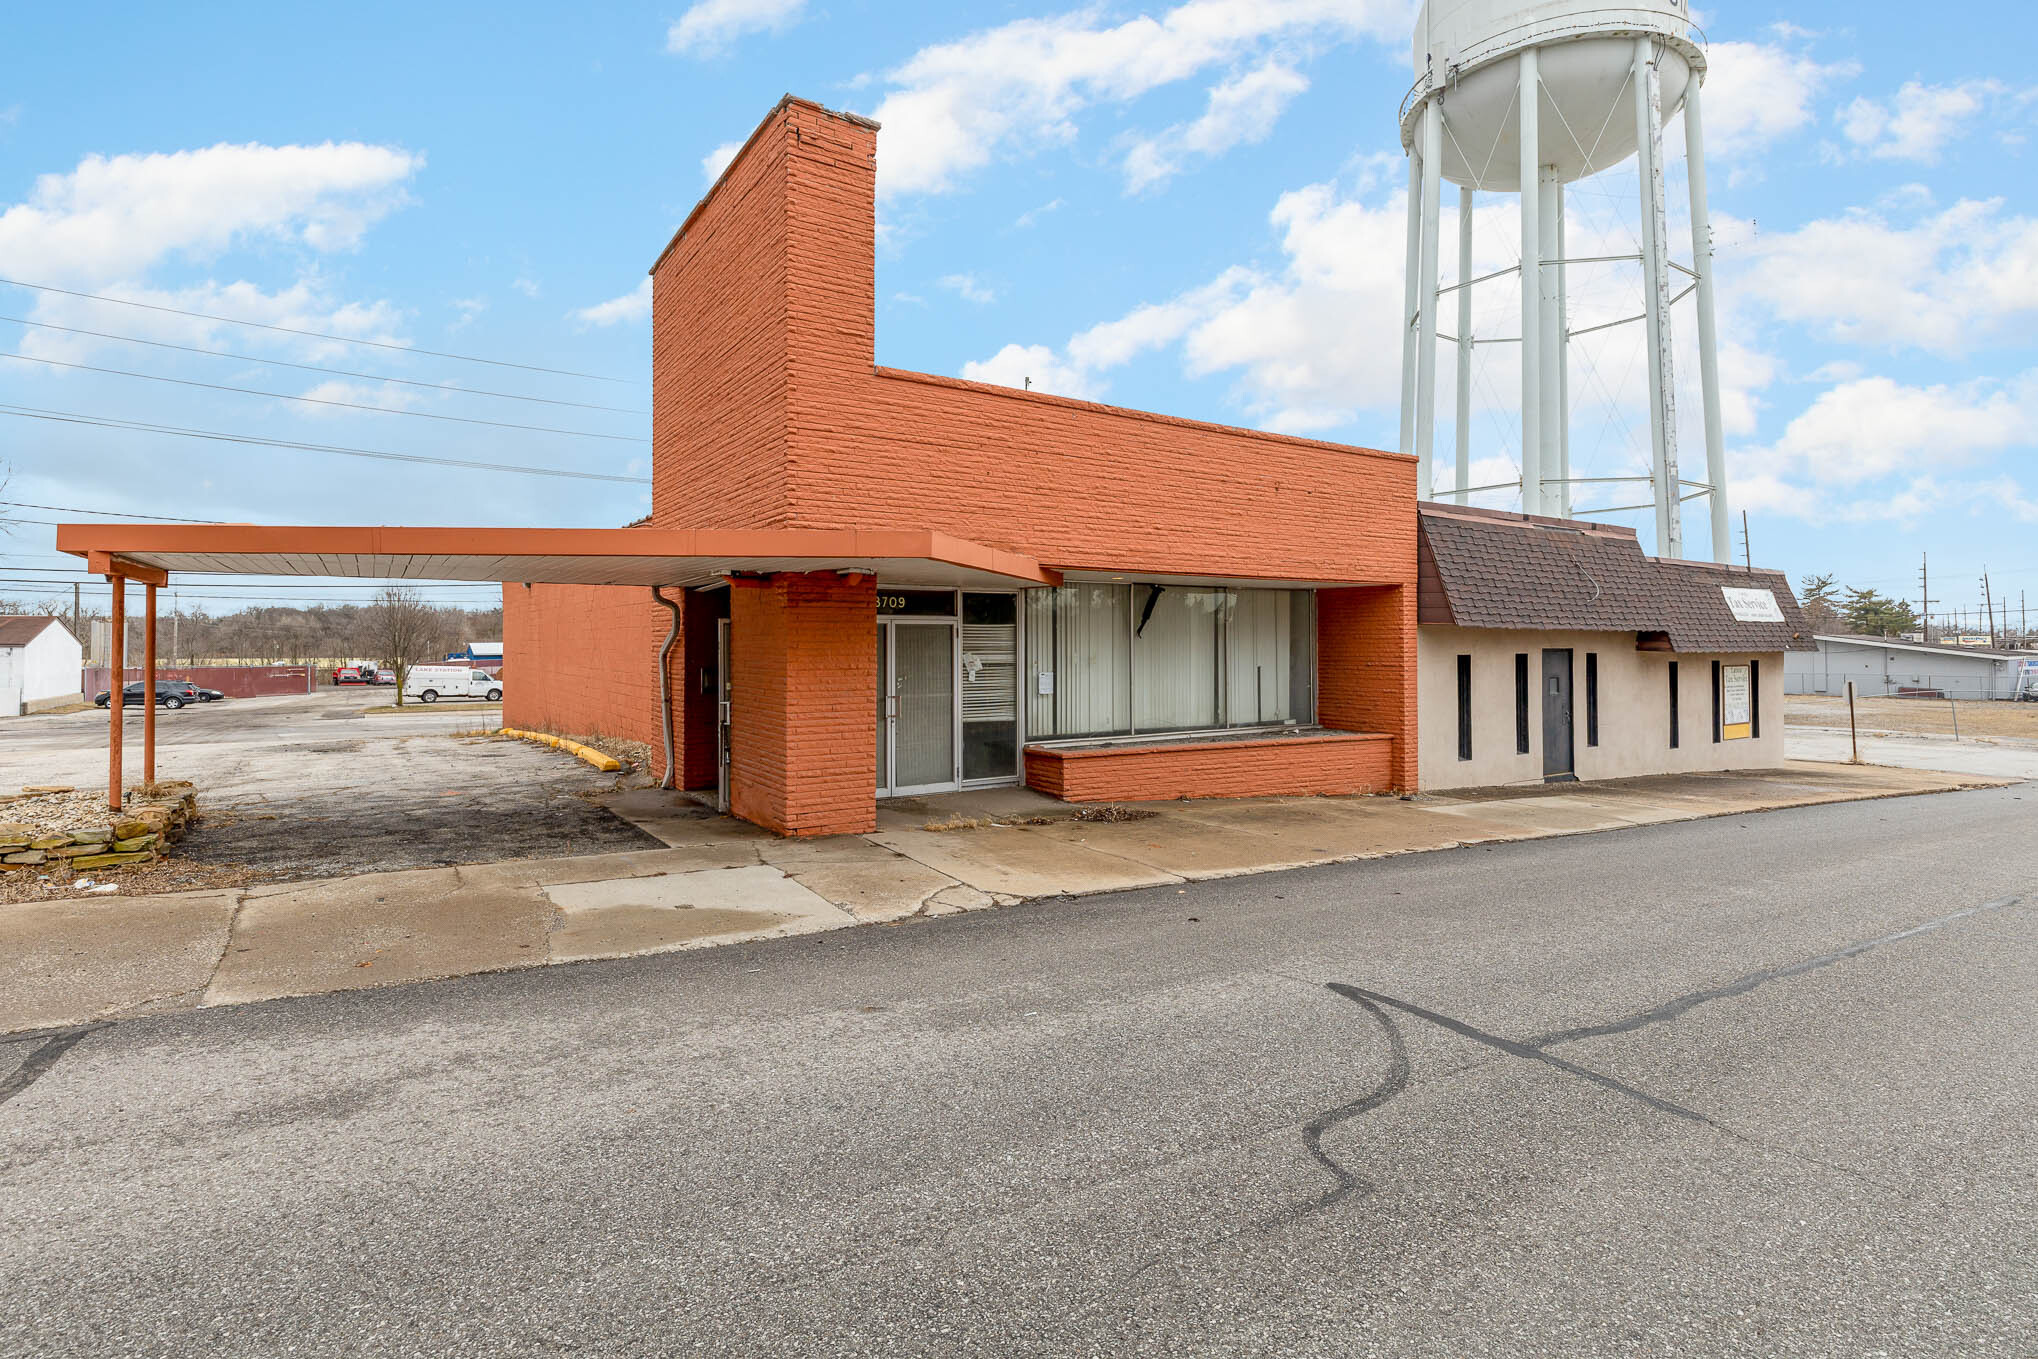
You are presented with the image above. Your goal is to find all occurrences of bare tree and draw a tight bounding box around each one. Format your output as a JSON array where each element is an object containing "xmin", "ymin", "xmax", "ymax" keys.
[{"xmin": 368, "ymin": 586, "xmax": 436, "ymax": 706}]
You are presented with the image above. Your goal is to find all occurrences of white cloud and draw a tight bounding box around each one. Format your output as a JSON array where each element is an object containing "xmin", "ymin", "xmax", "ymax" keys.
[
  {"xmin": 512, "ymin": 276, "xmax": 541, "ymax": 299},
  {"xmin": 1838, "ymin": 79, "xmax": 2006, "ymax": 162},
  {"xmin": 296, "ymin": 378, "xmax": 424, "ymax": 416},
  {"xmin": 1697, "ymin": 40, "xmax": 1858, "ymax": 159},
  {"xmin": 448, "ymin": 295, "xmax": 487, "ymax": 332},
  {"xmin": 702, "ymin": 140, "xmax": 742, "ymax": 183},
  {"xmin": 938, "ymin": 272, "xmax": 996, "ymax": 304},
  {"xmin": 1737, "ymin": 196, "xmax": 2038, "ymax": 354},
  {"xmin": 573, "ymin": 277, "xmax": 651, "ymax": 327},
  {"xmin": 863, "ymin": 0, "xmax": 1405, "ymax": 199},
  {"xmin": 1731, "ymin": 370, "xmax": 2038, "ymax": 524},
  {"xmin": 1123, "ymin": 60, "xmax": 1310, "ymax": 191},
  {"xmin": 0, "ymin": 141, "xmax": 421, "ymax": 284},
  {"xmin": 666, "ymin": 0, "xmax": 806, "ymax": 58},
  {"xmin": 960, "ymin": 342, "xmax": 1102, "ymax": 400},
  {"xmin": 1014, "ymin": 197, "xmax": 1064, "ymax": 229}
]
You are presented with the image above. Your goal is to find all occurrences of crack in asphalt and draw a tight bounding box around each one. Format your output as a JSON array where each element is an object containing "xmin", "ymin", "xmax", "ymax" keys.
[
  {"xmin": 0, "ymin": 1025, "xmax": 103, "ymax": 1109},
  {"xmin": 1523, "ymin": 894, "xmax": 2022, "ymax": 1051},
  {"xmin": 1286, "ymin": 895, "xmax": 2024, "ymax": 1218}
]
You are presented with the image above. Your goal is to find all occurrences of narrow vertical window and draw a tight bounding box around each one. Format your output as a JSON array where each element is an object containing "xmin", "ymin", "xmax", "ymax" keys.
[
  {"xmin": 1750, "ymin": 659, "xmax": 1761, "ymax": 738},
  {"xmin": 1669, "ymin": 661, "xmax": 1681, "ymax": 749},
  {"xmin": 1515, "ymin": 653, "xmax": 1530, "ymax": 754},
  {"xmin": 1585, "ymin": 653, "xmax": 1599, "ymax": 747},
  {"xmin": 1711, "ymin": 660, "xmax": 1723, "ymax": 744},
  {"xmin": 1456, "ymin": 654, "xmax": 1472, "ymax": 761}
]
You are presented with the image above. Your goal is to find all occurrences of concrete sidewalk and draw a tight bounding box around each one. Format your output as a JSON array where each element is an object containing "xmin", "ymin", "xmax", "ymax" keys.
[{"xmin": 0, "ymin": 760, "xmax": 2005, "ymax": 1033}]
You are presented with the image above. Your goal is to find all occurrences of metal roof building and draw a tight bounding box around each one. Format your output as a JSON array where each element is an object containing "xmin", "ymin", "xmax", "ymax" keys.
[{"xmin": 1785, "ymin": 634, "xmax": 2036, "ymax": 701}]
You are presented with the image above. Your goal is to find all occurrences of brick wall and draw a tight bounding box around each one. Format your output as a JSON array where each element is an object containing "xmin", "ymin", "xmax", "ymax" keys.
[
  {"xmin": 1024, "ymin": 732, "xmax": 1394, "ymax": 802},
  {"xmin": 1317, "ymin": 585, "xmax": 1418, "ymax": 790},
  {"xmin": 649, "ymin": 103, "xmax": 795, "ymax": 531},
  {"xmin": 502, "ymin": 583, "xmax": 679, "ymax": 780},
  {"xmin": 728, "ymin": 573, "xmax": 876, "ymax": 835},
  {"xmin": 655, "ymin": 98, "xmax": 1416, "ymax": 588}
]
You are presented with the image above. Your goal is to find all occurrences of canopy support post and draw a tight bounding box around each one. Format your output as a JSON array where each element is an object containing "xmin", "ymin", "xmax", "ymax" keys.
[
  {"xmin": 108, "ymin": 575, "xmax": 125, "ymax": 812},
  {"xmin": 143, "ymin": 582, "xmax": 158, "ymax": 788}
]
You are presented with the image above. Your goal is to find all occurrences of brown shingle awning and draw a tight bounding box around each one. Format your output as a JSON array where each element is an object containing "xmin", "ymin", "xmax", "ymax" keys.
[{"xmin": 1416, "ymin": 503, "xmax": 1814, "ymax": 652}]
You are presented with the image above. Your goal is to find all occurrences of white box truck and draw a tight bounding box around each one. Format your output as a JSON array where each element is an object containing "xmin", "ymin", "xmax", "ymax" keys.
[{"xmin": 403, "ymin": 665, "xmax": 503, "ymax": 703}]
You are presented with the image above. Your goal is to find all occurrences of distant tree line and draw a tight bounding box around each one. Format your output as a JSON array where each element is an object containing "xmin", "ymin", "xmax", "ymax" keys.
[
  {"xmin": 1799, "ymin": 574, "xmax": 2028, "ymax": 645},
  {"xmin": 7, "ymin": 595, "xmax": 504, "ymax": 668}
]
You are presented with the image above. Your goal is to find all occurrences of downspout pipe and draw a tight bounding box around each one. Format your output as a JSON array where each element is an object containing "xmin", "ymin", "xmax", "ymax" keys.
[{"xmin": 650, "ymin": 585, "xmax": 682, "ymax": 790}]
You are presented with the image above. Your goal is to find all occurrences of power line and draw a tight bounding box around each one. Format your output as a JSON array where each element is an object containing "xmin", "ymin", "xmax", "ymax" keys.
[
  {"xmin": 0, "ymin": 351, "xmax": 649, "ymax": 443},
  {"xmin": 0, "ymin": 315, "xmax": 648, "ymax": 415},
  {"xmin": 0, "ymin": 403, "xmax": 650, "ymax": 484},
  {"xmin": 0, "ymin": 498, "xmax": 220, "ymax": 523},
  {"xmin": 0, "ymin": 276, "xmax": 639, "ymax": 385}
]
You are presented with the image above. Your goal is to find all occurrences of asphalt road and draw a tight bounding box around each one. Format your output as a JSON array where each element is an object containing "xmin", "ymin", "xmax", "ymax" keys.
[{"xmin": 3, "ymin": 786, "xmax": 2035, "ymax": 1356}]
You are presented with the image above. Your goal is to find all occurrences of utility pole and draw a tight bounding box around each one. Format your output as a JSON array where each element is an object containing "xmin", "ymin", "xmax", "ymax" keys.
[
  {"xmin": 1919, "ymin": 553, "xmax": 1931, "ymax": 643},
  {"xmin": 1983, "ymin": 569, "xmax": 1997, "ymax": 649},
  {"xmin": 1739, "ymin": 510, "xmax": 1751, "ymax": 571},
  {"xmin": 71, "ymin": 583, "xmax": 81, "ymax": 642}
]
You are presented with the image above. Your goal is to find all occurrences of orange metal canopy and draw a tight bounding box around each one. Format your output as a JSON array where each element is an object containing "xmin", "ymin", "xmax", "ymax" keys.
[{"xmin": 55, "ymin": 524, "xmax": 1060, "ymax": 590}]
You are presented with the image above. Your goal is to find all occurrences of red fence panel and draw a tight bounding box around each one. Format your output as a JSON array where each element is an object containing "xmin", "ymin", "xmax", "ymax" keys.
[{"xmin": 82, "ymin": 665, "xmax": 315, "ymax": 699}]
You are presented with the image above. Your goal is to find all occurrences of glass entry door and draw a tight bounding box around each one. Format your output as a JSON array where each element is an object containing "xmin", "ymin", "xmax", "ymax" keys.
[{"xmin": 877, "ymin": 620, "xmax": 958, "ymax": 796}]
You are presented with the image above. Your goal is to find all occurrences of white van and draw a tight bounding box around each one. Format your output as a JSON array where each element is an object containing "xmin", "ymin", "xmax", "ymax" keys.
[{"xmin": 403, "ymin": 665, "xmax": 503, "ymax": 704}]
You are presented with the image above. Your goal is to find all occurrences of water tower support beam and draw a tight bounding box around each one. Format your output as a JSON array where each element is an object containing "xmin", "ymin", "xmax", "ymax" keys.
[
  {"xmin": 1556, "ymin": 181, "xmax": 1571, "ymax": 518},
  {"xmin": 1537, "ymin": 166, "xmax": 1565, "ymax": 517},
  {"xmin": 1683, "ymin": 75, "xmax": 1730, "ymax": 562},
  {"xmin": 1399, "ymin": 149, "xmax": 1423, "ymax": 460},
  {"xmin": 1517, "ymin": 48, "xmax": 1544, "ymax": 516},
  {"xmin": 1634, "ymin": 37, "xmax": 1682, "ymax": 557},
  {"xmin": 1454, "ymin": 185, "xmax": 1474, "ymax": 503},
  {"xmin": 1415, "ymin": 101, "xmax": 1444, "ymax": 499}
]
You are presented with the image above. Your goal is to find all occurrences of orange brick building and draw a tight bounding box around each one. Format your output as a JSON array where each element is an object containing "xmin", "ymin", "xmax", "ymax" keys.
[{"xmin": 504, "ymin": 96, "xmax": 1418, "ymax": 836}]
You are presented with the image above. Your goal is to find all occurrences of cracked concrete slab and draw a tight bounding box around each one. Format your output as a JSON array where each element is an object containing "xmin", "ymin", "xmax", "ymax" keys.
[
  {"xmin": 0, "ymin": 890, "xmax": 238, "ymax": 1030},
  {"xmin": 1010, "ymin": 813, "xmax": 1324, "ymax": 881},
  {"xmin": 778, "ymin": 856, "xmax": 963, "ymax": 923},
  {"xmin": 204, "ymin": 868, "xmax": 552, "ymax": 1008},
  {"xmin": 868, "ymin": 825, "xmax": 1182, "ymax": 898},
  {"xmin": 543, "ymin": 865, "xmax": 850, "ymax": 961}
]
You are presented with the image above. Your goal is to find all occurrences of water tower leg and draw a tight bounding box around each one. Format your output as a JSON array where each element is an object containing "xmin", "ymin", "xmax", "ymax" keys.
[
  {"xmin": 1537, "ymin": 166, "xmax": 1564, "ymax": 517},
  {"xmin": 1684, "ymin": 77, "xmax": 1731, "ymax": 563},
  {"xmin": 1517, "ymin": 47, "xmax": 1543, "ymax": 516},
  {"xmin": 1555, "ymin": 180, "xmax": 1571, "ymax": 518},
  {"xmin": 1399, "ymin": 151, "xmax": 1423, "ymax": 459},
  {"xmin": 1454, "ymin": 185, "xmax": 1474, "ymax": 504},
  {"xmin": 1415, "ymin": 101, "xmax": 1444, "ymax": 500},
  {"xmin": 1633, "ymin": 36, "xmax": 1682, "ymax": 558}
]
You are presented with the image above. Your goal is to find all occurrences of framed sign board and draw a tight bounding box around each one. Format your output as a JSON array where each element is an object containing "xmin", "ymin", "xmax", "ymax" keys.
[
  {"xmin": 1721, "ymin": 663, "xmax": 1753, "ymax": 740},
  {"xmin": 1721, "ymin": 587, "xmax": 1784, "ymax": 623}
]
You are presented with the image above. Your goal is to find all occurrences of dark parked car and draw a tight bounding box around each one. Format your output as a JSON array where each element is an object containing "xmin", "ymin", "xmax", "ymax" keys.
[
  {"xmin": 195, "ymin": 687, "xmax": 225, "ymax": 702},
  {"xmin": 93, "ymin": 681, "xmax": 198, "ymax": 710}
]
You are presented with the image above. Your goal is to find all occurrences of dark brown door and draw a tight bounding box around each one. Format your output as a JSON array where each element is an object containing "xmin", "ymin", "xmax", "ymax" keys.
[{"xmin": 1542, "ymin": 649, "xmax": 1574, "ymax": 779}]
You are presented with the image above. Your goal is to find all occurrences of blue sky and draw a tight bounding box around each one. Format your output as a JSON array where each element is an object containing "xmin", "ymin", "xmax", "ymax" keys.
[{"xmin": 2, "ymin": 1, "xmax": 2035, "ymax": 626}]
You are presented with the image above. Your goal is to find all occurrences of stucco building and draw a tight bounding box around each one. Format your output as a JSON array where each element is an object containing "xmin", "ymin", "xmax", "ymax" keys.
[{"xmin": 1415, "ymin": 504, "xmax": 1812, "ymax": 789}]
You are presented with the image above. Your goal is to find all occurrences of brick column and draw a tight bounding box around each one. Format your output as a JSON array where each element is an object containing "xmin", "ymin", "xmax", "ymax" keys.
[
  {"xmin": 727, "ymin": 572, "xmax": 876, "ymax": 835},
  {"xmin": 1316, "ymin": 584, "xmax": 1419, "ymax": 792}
]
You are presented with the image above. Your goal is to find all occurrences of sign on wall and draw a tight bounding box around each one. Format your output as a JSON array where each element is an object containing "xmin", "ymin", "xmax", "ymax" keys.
[
  {"xmin": 1722, "ymin": 663, "xmax": 1752, "ymax": 740},
  {"xmin": 1720, "ymin": 587, "xmax": 1784, "ymax": 623}
]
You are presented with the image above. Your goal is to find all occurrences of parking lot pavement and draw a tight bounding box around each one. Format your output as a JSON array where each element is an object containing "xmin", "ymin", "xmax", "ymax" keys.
[
  {"xmin": 0, "ymin": 688, "xmax": 659, "ymax": 880},
  {"xmin": 1788, "ymin": 725, "xmax": 2038, "ymax": 780}
]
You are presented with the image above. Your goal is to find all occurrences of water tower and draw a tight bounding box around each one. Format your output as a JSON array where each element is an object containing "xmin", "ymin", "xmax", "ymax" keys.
[{"xmin": 1396, "ymin": 0, "xmax": 1729, "ymax": 560}]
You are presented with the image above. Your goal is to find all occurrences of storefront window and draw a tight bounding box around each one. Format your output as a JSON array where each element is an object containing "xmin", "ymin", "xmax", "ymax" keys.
[
  {"xmin": 960, "ymin": 592, "xmax": 1019, "ymax": 780},
  {"xmin": 1024, "ymin": 584, "xmax": 1314, "ymax": 739}
]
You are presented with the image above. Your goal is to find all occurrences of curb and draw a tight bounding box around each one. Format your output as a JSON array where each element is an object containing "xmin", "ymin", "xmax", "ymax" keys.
[{"xmin": 497, "ymin": 727, "xmax": 623, "ymax": 773}]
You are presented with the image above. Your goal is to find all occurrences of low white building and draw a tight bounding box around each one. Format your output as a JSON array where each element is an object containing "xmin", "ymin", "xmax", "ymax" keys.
[
  {"xmin": 1416, "ymin": 506, "xmax": 1813, "ymax": 791},
  {"xmin": 1785, "ymin": 634, "xmax": 2031, "ymax": 701},
  {"xmin": 0, "ymin": 616, "xmax": 84, "ymax": 715}
]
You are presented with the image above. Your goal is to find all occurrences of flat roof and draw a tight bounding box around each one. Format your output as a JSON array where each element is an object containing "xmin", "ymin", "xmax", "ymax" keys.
[
  {"xmin": 1812, "ymin": 634, "xmax": 2030, "ymax": 662},
  {"xmin": 55, "ymin": 525, "xmax": 1060, "ymax": 591}
]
